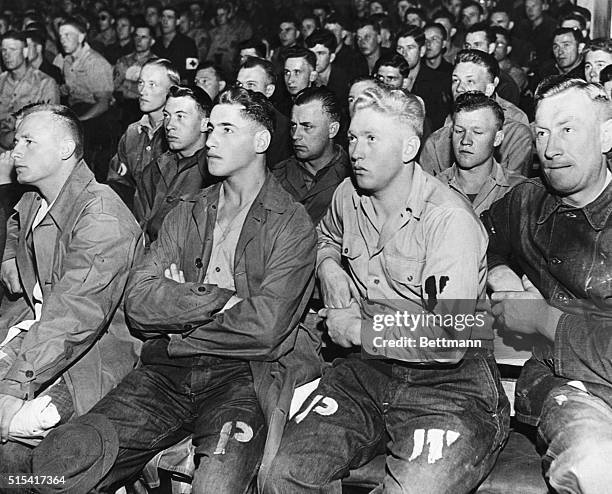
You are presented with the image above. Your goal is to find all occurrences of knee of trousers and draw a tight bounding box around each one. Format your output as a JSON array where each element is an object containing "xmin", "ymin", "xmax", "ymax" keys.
[{"xmin": 32, "ymin": 413, "xmax": 119, "ymax": 493}]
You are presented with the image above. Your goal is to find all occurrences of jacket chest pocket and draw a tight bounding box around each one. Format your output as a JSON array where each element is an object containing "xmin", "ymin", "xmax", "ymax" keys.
[{"xmin": 384, "ymin": 256, "xmax": 424, "ymax": 291}]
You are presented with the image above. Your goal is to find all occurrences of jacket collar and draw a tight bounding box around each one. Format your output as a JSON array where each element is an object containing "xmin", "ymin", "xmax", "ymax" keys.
[
  {"xmin": 15, "ymin": 160, "xmax": 95, "ymax": 232},
  {"xmin": 445, "ymin": 160, "xmax": 509, "ymax": 188},
  {"xmin": 537, "ymin": 176, "xmax": 612, "ymax": 231}
]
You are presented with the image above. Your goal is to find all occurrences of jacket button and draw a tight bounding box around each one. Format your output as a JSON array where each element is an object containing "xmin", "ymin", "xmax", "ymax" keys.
[
  {"xmin": 25, "ymin": 370, "xmax": 34, "ymax": 378},
  {"xmin": 195, "ymin": 258, "xmax": 203, "ymax": 268},
  {"xmin": 184, "ymin": 324, "xmax": 193, "ymax": 330},
  {"xmin": 550, "ymin": 257, "xmax": 562, "ymax": 265},
  {"xmin": 198, "ymin": 286, "xmax": 206, "ymax": 292},
  {"xmin": 343, "ymin": 248, "xmax": 348, "ymax": 253},
  {"xmin": 215, "ymin": 266, "xmax": 220, "ymax": 272},
  {"xmin": 211, "ymin": 205, "xmax": 216, "ymax": 209}
]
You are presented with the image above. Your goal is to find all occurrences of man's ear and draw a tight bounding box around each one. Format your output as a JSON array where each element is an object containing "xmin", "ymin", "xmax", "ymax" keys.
[
  {"xmin": 402, "ymin": 134, "xmax": 420, "ymax": 163},
  {"xmin": 485, "ymin": 76, "xmax": 499, "ymax": 97},
  {"xmin": 450, "ymin": 27, "xmax": 457, "ymax": 38},
  {"xmin": 254, "ymin": 128, "xmax": 271, "ymax": 153},
  {"xmin": 309, "ymin": 69, "xmax": 318, "ymax": 83},
  {"xmin": 78, "ymin": 32, "xmax": 86, "ymax": 45},
  {"xmin": 578, "ymin": 42, "xmax": 586, "ymax": 54},
  {"xmin": 419, "ymin": 44, "xmax": 426, "ymax": 57},
  {"xmin": 219, "ymin": 80, "xmax": 226, "ymax": 92},
  {"xmin": 200, "ymin": 116, "xmax": 209, "ymax": 133},
  {"xmin": 330, "ymin": 52, "xmax": 336, "ymax": 64},
  {"xmin": 508, "ymin": 21, "xmax": 514, "ymax": 30},
  {"xmin": 265, "ymin": 83, "xmax": 276, "ymax": 99},
  {"xmin": 600, "ymin": 118, "xmax": 612, "ymax": 153},
  {"xmin": 487, "ymin": 42, "xmax": 496, "ymax": 55},
  {"xmin": 494, "ymin": 128, "xmax": 504, "ymax": 147},
  {"xmin": 329, "ymin": 120, "xmax": 340, "ymax": 139},
  {"xmin": 507, "ymin": 45, "xmax": 513, "ymax": 55},
  {"xmin": 60, "ymin": 137, "xmax": 77, "ymax": 160}
]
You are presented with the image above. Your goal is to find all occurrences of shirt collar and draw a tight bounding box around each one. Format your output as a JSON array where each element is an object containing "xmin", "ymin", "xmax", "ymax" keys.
[
  {"xmin": 137, "ymin": 114, "xmax": 163, "ymax": 136},
  {"xmin": 537, "ymin": 172, "xmax": 612, "ymax": 231}
]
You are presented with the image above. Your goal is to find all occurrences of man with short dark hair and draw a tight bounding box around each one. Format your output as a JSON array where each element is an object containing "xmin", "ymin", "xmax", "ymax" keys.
[
  {"xmin": 23, "ymin": 28, "xmax": 62, "ymax": 84},
  {"xmin": 584, "ymin": 38, "xmax": 612, "ymax": 84},
  {"xmin": 491, "ymin": 26, "xmax": 528, "ymax": 93},
  {"xmin": 514, "ymin": 0, "xmax": 556, "ymax": 65},
  {"xmin": 373, "ymin": 52, "xmax": 410, "ymax": 89},
  {"xmin": 396, "ymin": 25, "xmax": 451, "ymax": 131},
  {"xmin": 272, "ymin": 86, "xmax": 349, "ymax": 224},
  {"xmin": 439, "ymin": 91, "xmax": 525, "ymax": 214},
  {"xmin": 33, "ymin": 87, "xmax": 321, "ymax": 494},
  {"xmin": 324, "ymin": 14, "xmax": 368, "ymax": 80},
  {"xmin": 151, "ymin": 7, "xmax": 198, "ymax": 83},
  {"xmin": 482, "ymin": 76, "xmax": 612, "ymax": 494},
  {"xmin": 283, "ymin": 46, "xmax": 318, "ymax": 98},
  {"xmin": 461, "ymin": 1, "xmax": 485, "ymax": 30},
  {"xmin": 464, "ymin": 22, "xmax": 521, "ymax": 105},
  {"xmin": 355, "ymin": 18, "xmax": 391, "ymax": 74},
  {"xmin": 537, "ymin": 27, "xmax": 586, "ymax": 81},
  {"xmin": 194, "ymin": 62, "xmax": 227, "ymax": 101},
  {"xmin": 424, "ymin": 22, "xmax": 453, "ymax": 74},
  {"xmin": 138, "ymin": 85, "xmax": 215, "ymax": 243},
  {"xmin": 0, "ymin": 31, "xmax": 59, "ymax": 150},
  {"xmin": 104, "ymin": 13, "xmax": 135, "ymax": 64},
  {"xmin": 0, "ymin": 104, "xmax": 142, "ymax": 472},
  {"xmin": 306, "ymin": 29, "xmax": 350, "ymax": 108},
  {"xmin": 237, "ymin": 56, "xmax": 292, "ymax": 168},
  {"xmin": 420, "ymin": 49, "xmax": 534, "ymax": 177},
  {"xmin": 488, "ymin": 7, "xmax": 535, "ymax": 70}
]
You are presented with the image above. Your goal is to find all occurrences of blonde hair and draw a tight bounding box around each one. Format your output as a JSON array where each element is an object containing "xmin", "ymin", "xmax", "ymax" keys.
[
  {"xmin": 353, "ymin": 86, "xmax": 425, "ymax": 138},
  {"xmin": 535, "ymin": 77, "xmax": 612, "ymax": 120}
]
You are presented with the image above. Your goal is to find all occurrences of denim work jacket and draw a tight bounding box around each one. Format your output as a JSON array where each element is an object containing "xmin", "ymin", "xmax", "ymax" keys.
[
  {"xmin": 0, "ymin": 162, "xmax": 143, "ymax": 414},
  {"xmin": 482, "ymin": 179, "xmax": 612, "ymax": 425},
  {"xmin": 124, "ymin": 172, "xmax": 323, "ymax": 482}
]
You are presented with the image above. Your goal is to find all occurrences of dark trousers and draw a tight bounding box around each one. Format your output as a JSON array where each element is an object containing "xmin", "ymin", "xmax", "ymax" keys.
[
  {"xmin": 33, "ymin": 357, "xmax": 266, "ymax": 494},
  {"xmin": 264, "ymin": 351, "xmax": 510, "ymax": 494}
]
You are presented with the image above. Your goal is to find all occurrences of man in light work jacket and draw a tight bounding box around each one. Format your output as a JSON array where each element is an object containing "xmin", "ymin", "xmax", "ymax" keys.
[
  {"xmin": 0, "ymin": 104, "xmax": 142, "ymax": 472},
  {"xmin": 33, "ymin": 88, "xmax": 322, "ymax": 493}
]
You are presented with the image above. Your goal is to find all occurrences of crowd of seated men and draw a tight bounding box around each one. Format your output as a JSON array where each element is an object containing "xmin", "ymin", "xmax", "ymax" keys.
[{"xmin": 0, "ymin": 0, "xmax": 610, "ymax": 493}]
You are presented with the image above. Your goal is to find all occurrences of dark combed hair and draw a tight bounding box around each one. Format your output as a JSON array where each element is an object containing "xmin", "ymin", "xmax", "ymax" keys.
[
  {"xmin": 294, "ymin": 86, "xmax": 341, "ymax": 122},
  {"xmin": 240, "ymin": 56, "xmax": 276, "ymax": 85},
  {"xmin": 195, "ymin": 61, "xmax": 226, "ymax": 83},
  {"xmin": 424, "ymin": 22, "xmax": 447, "ymax": 41},
  {"xmin": 396, "ymin": 25, "xmax": 425, "ymax": 47},
  {"xmin": 561, "ymin": 12, "xmax": 587, "ymax": 31},
  {"xmin": 305, "ymin": 28, "xmax": 337, "ymax": 53},
  {"xmin": 453, "ymin": 91, "xmax": 504, "ymax": 130},
  {"xmin": 553, "ymin": 26, "xmax": 584, "ymax": 44},
  {"xmin": 455, "ymin": 49, "xmax": 500, "ymax": 80},
  {"xmin": 282, "ymin": 46, "xmax": 317, "ymax": 70},
  {"xmin": 218, "ymin": 87, "xmax": 275, "ymax": 134},
  {"xmin": 491, "ymin": 26, "xmax": 512, "ymax": 46},
  {"xmin": 168, "ymin": 85, "xmax": 213, "ymax": 116},
  {"xmin": 1, "ymin": 30, "xmax": 26, "ymax": 44},
  {"xmin": 238, "ymin": 38, "xmax": 267, "ymax": 58},
  {"xmin": 462, "ymin": 0, "xmax": 484, "ymax": 16},
  {"xmin": 21, "ymin": 104, "xmax": 84, "ymax": 160},
  {"xmin": 373, "ymin": 52, "xmax": 410, "ymax": 77},
  {"xmin": 466, "ymin": 22, "xmax": 496, "ymax": 45},
  {"xmin": 404, "ymin": 7, "xmax": 427, "ymax": 23},
  {"xmin": 355, "ymin": 17, "xmax": 380, "ymax": 33},
  {"xmin": 59, "ymin": 16, "xmax": 87, "ymax": 34},
  {"xmin": 586, "ymin": 38, "xmax": 612, "ymax": 56}
]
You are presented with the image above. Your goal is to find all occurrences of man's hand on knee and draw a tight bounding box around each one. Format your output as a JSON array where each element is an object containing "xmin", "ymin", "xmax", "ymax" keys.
[
  {"xmin": 1, "ymin": 258, "xmax": 22, "ymax": 295},
  {"xmin": 317, "ymin": 259, "xmax": 360, "ymax": 309}
]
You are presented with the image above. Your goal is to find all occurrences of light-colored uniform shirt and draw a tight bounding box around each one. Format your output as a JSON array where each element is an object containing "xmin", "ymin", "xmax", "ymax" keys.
[
  {"xmin": 317, "ymin": 164, "xmax": 491, "ymax": 361},
  {"xmin": 56, "ymin": 43, "xmax": 113, "ymax": 105},
  {"xmin": 438, "ymin": 160, "xmax": 527, "ymax": 216}
]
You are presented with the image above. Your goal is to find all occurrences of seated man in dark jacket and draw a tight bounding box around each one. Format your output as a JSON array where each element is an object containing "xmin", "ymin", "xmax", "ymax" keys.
[
  {"xmin": 32, "ymin": 88, "xmax": 322, "ymax": 493},
  {"xmin": 482, "ymin": 77, "xmax": 612, "ymax": 493},
  {"xmin": 272, "ymin": 87, "xmax": 350, "ymax": 225},
  {"xmin": 136, "ymin": 85, "xmax": 216, "ymax": 243},
  {"xmin": 0, "ymin": 104, "xmax": 142, "ymax": 472}
]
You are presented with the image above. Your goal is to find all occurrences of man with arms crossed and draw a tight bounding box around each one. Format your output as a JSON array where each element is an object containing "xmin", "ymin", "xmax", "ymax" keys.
[
  {"xmin": 264, "ymin": 86, "xmax": 509, "ymax": 493},
  {"xmin": 483, "ymin": 77, "xmax": 612, "ymax": 493},
  {"xmin": 32, "ymin": 88, "xmax": 322, "ymax": 493}
]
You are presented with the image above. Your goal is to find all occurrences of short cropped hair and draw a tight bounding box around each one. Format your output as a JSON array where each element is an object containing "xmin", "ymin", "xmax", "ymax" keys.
[
  {"xmin": 239, "ymin": 38, "xmax": 266, "ymax": 58},
  {"xmin": 218, "ymin": 87, "xmax": 275, "ymax": 134},
  {"xmin": 432, "ymin": 8, "xmax": 455, "ymax": 27},
  {"xmin": 21, "ymin": 104, "xmax": 84, "ymax": 160},
  {"xmin": 396, "ymin": 25, "xmax": 425, "ymax": 48},
  {"xmin": 462, "ymin": 1, "xmax": 484, "ymax": 16},
  {"xmin": 553, "ymin": 26, "xmax": 584, "ymax": 45},
  {"xmin": 455, "ymin": 49, "xmax": 500, "ymax": 80},
  {"xmin": 294, "ymin": 86, "xmax": 341, "ymax": 123},
  {"xmin": 535, "ymin": 76, "xmax": 612, "ymax": 120},
  {"xmin": 466, "ymin": 22, "xmax": 496, "ymax": 45},
  {"xmin": 283, "ymin": 46, "xmax": 317, "ymax": 71},
  {"xmin": 59, "ymin": 16, "xmax": 87, "ymax": 34},
  {"xmin": 374, "ymin": 52, "xmax": 410, "ymax": 78},
  {"xmin": 404, "ymin": 7, "xmax": 427, "ymax": 24},
  {"xmin": 167, "ymin": 85, "xmax": 213, "ymax": 116},
  {"xmin": 355, "ymin": 17, "xmax": 380, "ymax": 33},
  {"xmin": 353, "ymin": 85, "xmax": 424, "ymax": 138},
  {"xmin": 240, "ymin": 56, "xmax": 276, "ymax": 85},
  {"xmin": 561, "ymin": 12, "xmax": 587, "ymax": 31},
  {"xmin": 453, "ymin": 91, "xmax": 504, "ymax": 130},
  {"xmin": 424, "ymin": 22, "xmax": 447, "ymax": 41},
  {"xmin": 585, "ymin": 38, "xmax": 612, "ymax": 56},
  {"xmin": 141, "ymin": 58, "xmax": 181, "ymax": 86},
  {"xmin": 196, "ymin": 61, "xmax": 226, "ymax": 83},
  {"xmin": 305, "ymin": 28, "xmax": 337, "ymax": 53},
  {"xmin": 1, "ymin": 30, "xmax": 26, "ymax": 44}
]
